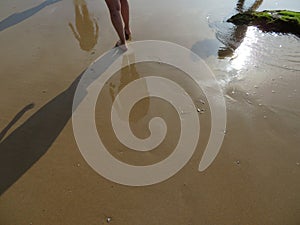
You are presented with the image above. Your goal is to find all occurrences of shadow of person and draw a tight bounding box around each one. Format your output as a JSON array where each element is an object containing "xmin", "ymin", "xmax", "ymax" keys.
[
  {"xmin": 0, "ymin": 0, "xmax": 62, "ymax": 32},
  {"xmin": 217, "ymin": 0, "xmax": 263, "ymax": 58},
  {"xmin": 0, "ymin": 48, "xmax": 123, "ymax": 195},
  {"xmin": 0, "ymin": 104, "xmax": 35, "ymax": 142},
  {"xmin": 69, "ymin": 0, "xmax": 99, "ymax": 52}
]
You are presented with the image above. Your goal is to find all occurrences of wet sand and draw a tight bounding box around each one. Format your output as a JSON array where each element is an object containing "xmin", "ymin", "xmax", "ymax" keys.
[{"xmin": 0, "ymin": 0, "xmax": 299, "ymax": 224}]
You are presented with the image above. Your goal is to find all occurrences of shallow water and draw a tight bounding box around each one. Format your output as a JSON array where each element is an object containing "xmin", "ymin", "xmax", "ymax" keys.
[{"xmin": 0, "ymin": 0, "xmax": 299, "ymax": 224}]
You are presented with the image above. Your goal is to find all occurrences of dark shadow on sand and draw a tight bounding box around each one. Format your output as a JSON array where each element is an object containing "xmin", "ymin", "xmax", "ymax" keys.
[
  {"xmin": 0, "ymin": 49, "xmax": 123, "ymax": 195},
  {"xmin": 0, "ymin": 104, "xmax": 35, "ymax": 142},
  {"xmin": 0, "ymin": 0, "xmax": 61, "ymax": 32}
]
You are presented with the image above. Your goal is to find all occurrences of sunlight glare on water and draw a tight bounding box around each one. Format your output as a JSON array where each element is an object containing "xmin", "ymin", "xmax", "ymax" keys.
[{"xmin": 230, "ymin": 26, "xmax": 258, "ymax": 72}]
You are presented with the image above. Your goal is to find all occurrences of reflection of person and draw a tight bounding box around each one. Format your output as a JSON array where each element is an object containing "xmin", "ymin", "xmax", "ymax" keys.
[
  {"xmin": 69, "ymin": 0, "xmax": 99, "ymax": 51},
  {"xmin": 109, "ymin": 53, "xmax": 149, "ymax": 122},
  {"xmin": 105, "ymin": 0, "xmax": 131, "ymax": 50},
  {"xmin": 217, "ymin": 0, "xmax": 263, "ymax": 58}
]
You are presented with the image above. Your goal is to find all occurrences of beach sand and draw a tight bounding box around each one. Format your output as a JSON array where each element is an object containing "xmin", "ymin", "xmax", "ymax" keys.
[{"xmin": 0, "ymin": 0, "xmax": 299, "ymax": 224}]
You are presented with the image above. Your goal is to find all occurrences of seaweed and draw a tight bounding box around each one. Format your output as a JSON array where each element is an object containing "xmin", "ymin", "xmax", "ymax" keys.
[{"xmin": 228, "ymin": 10, "xmax": 300, "ymax": 36}]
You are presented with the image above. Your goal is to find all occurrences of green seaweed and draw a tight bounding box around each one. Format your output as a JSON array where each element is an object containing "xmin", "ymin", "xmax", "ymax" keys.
[
  {"xmin": 228, "ymin": 10, "xmax": 300, "ymax": 36},
  {"xmin": 278, "ymin": 10, "xmax": 300, "ymax": 24}
]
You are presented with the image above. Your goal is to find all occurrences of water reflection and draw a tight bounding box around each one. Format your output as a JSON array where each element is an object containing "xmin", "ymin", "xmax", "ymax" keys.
[
  {"xmin": 191, "ymin": 39, "xmax": 220, "ymax": 59},
  {"xmin": 0, "ymin": 0, "xmax": 61, "ymax": 32},
  {"xmin": 217, "ymin": 0, "xmax": 263, "ymax": 58},
  {"xmin": 69, "ymin": 0, "xmax": 99, "ymax": 51},
  {"xmin": 230, "ymin": 26, "xmax": 258, "ymax": 71},
  {"xmin": 109, "ymin": 54, "xmax": 150, "ymax": 123}
]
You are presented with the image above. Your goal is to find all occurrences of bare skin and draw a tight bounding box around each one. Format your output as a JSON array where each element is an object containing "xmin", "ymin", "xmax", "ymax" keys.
[{"xmin": 105, "ymin": 0, "xmax": 131, "ymax": 50}]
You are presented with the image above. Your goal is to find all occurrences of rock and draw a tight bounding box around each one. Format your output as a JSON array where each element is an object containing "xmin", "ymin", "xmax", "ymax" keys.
[{"xmin": 228, "ymin": 10, "xmax": 300, "ymax": 36}]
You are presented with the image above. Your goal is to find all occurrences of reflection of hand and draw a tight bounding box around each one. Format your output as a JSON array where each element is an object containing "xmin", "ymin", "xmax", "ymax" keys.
[{"xmin": 68, "ymin": 22, "xmax": 80, "ymax": 41}]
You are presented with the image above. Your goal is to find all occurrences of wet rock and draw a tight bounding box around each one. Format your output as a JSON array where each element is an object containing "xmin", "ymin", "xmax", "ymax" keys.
[{"xmin": 228, "ymin": 10, "xmax": 300, "ymax": 36}]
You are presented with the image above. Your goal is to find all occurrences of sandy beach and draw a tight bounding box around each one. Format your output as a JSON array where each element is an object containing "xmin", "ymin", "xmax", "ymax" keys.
[{"xmin": 0, "ymin": 0, "xmax": 299, "ymax": 224}]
